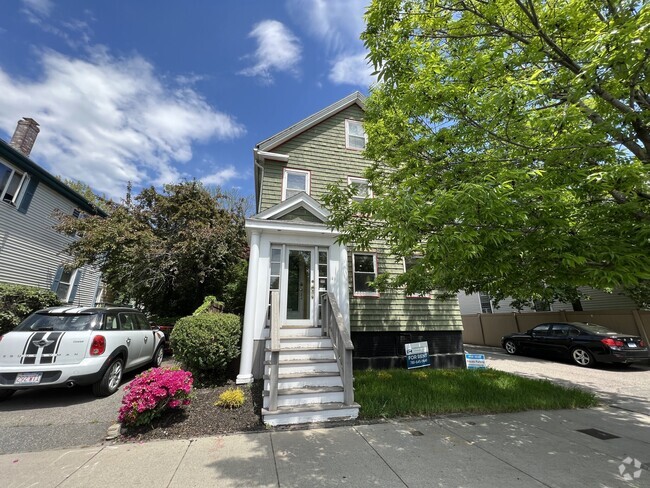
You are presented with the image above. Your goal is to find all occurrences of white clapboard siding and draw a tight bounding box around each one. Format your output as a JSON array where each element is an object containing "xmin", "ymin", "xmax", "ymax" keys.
[{"xmin": 0, "ymin": 180, "xmax": 101, "ymax": 307}]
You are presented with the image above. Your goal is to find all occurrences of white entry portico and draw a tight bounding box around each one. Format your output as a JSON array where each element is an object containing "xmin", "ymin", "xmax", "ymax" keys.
[{"xmin": 236, "ymin": 192, "xmax": 350, "ymax": 386}]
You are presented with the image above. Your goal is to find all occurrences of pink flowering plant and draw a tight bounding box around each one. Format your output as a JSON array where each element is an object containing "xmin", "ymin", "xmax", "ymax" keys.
[{"xmin": 118, "ymin": 367, "xmax": 193, "ymax": 427}]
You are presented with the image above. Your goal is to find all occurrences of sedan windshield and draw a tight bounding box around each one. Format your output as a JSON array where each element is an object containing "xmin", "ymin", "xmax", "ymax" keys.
[
  {"xmin": 573, "ymin": 322, "xmax": 616, "ymax": 335},
  {"xmin": 15, "ymin": 313, "xmax": 99, "ymax": 332}
]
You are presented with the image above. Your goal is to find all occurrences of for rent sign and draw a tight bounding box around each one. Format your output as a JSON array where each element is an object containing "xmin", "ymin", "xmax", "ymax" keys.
[{"xmin": 405, "ymin": 341, "xmax": 430, "ymax": 369}]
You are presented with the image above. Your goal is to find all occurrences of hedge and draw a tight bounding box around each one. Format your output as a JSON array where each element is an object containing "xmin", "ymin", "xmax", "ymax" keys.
[{"xmin": 0, "ymin": 282, "xmax": 61, "ymax": 335}]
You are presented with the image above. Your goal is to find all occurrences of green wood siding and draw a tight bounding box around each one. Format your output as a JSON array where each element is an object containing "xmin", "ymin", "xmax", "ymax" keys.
[
  {"xmin": 277, "ymin": 207, "xmax": 324, "ymax": 223},
  {"xmin": 259, "ymin": 105, "xmax": 367, "ymax": 211},
  {"xmin": 258, "ymin": 104, "xmax": 461, "ymax": 332}
]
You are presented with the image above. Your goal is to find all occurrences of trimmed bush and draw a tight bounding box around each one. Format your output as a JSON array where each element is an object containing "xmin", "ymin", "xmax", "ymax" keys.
[
  {"xmin": 0, "ymin": 282, "xmax": 61, "ymax": 335},
  {"xmin": 170, "ymin": 313, "xmax": 241, "ymax": 383},
  {"xmin": 118, "ymin": 367, "xmax": 193, "ymax": 427},
  {"xmin": 215, "ymin": 387, "xmax": 245, "ymax": 409}
]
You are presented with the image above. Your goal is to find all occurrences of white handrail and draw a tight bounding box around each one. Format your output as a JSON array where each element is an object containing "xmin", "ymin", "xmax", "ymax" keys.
[{"xmin": 321, "ymin": 292, "xmax": 355, "ymax": 405}]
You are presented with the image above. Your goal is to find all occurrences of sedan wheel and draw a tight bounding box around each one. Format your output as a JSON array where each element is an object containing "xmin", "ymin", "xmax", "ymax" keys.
[
  {"xmin": 504, "ymin": 340, "xmax": 518, "ymax": 355},
  {"xmin": 571, "ymin": 347, "xmax": 594, "ymax": 367}
]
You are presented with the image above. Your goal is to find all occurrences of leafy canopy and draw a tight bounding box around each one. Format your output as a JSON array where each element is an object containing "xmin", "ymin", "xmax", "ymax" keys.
[
  {"xmin": 57, "ymin": 181, "xmax": 248, "ymax": 316},
  {"xmin": 325, "ymin": 0, "xmax": 650, "ymax": 307}
]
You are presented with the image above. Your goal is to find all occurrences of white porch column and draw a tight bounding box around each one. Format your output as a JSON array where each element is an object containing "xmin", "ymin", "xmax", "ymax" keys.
[{"xmin": 237, "ymin": 230, "xmax": 261, "ymax": 384}]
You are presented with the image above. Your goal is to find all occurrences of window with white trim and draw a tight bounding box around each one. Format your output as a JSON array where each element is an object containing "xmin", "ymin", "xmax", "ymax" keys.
[
  {"xmin": 403, "ymin": 256, "xmax": 430, "ymax": 298},
  {"xmin": 345, "ymin": 120, "xmax": 366, "ymax": 150},
  {"xmin": 267, "ymin": 247, "xmax": 282, "ymax": 324},
  {"xmin": 0, "ymin": 161, "xmax": 28, "ymax": 205},
  {"xmin": 347, "ymin": 177, "xmax": 371, "ymax": 202},
  {"xmin": 282, "ymin": 168, "xmax": 310, "ymax": 200},
  {"xmin": 479, "ymin": 292, "xmax": 493, "ymax": 313},
  {"xmin": 352, "ymin": 253, "xmax": 378, "ymax": 297},
  {"xmin": 54, "ymin": 268, "xmax": 78, "ymax": 302}
]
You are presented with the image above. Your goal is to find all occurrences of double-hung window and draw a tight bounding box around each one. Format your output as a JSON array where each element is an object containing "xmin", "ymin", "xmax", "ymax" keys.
[
  {"xmin": 283, "ymin": 168, "xmax": 310, "ymax": 200},
  {"xmin": 345, "ymin": 120, "xmax": 366, "ymax": 150},
  {"xmin": 0, "ymin": 161, "xmax": 28, "ymax": 205},
  {"xmin": 53, "ymin": 268, "xmax": 78, "ymax": 302},
  {"xmin": 352, "ymin": 253, "xmax": 378, "ymax": 297},
  {"xmin": 347, "ymin": 177, "xmax": 371, "ymax": 202},
  {"xmin": 478, "ymin": 292, "xmax": 493, "ymax": 313}
]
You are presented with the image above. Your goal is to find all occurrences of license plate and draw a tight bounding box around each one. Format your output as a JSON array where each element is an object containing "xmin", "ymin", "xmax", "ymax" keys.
[
  {"xmin": 15, "ymin": 372, "xmax": 42, "ymax": 385},
  {"xmin": 627, "ymin": 343, "xmax": 638, "ymax": 348}
]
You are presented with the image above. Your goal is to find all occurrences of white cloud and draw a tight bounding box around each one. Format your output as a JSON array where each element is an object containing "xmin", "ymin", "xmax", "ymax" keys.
[
  {"xmin": 286, "ymin": 0, "xmax": 374, "ymax": 87},
  {"xmin": 21, "ymin": 0, "xmax": 53, "ymax": 19},
  {"xmin": 239, "ymin": 20, "xmax": 301, "ymax": 83},
  {"xmin": 329, "ymin": 53, "xmax": 375, "ymax": 87},
  {"xmin": 201, "ymin": 166, "xmax": 240, "ymax": 186},
  {"xmin": 0, "ymin": 48, "xmax": 245, "ymax": 198}
]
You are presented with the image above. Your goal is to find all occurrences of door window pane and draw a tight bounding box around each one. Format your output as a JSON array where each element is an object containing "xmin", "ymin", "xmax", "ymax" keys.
[{"xmin": 287, "ymin": 250, "xmax": 311, "ymax": 320}]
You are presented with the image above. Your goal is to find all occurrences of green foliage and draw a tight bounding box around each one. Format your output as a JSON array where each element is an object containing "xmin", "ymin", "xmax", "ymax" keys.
[
  {"xmin": 221, "ymin": 259, "xmax": 248, "ymax": 315},
  {"xmin": 0, "ymin": 283, "xmax": 60, "ymax": 335},
  {"xmin": 170, "ymin": 313, "xmax": 241, "ymax": 384},
  {"xmin": 193, "ymin": 296, "xmax": 224, "ymax": 316},
  {"xmin": 325, "ymin": 0, "xmax": 650, "ymax": 305},
  {"xmin": 60, "ymin": 178, "xmax": 112, "ymax": 214},
  {"xmin": 56, "ymin": 181, "xmax": 248, "ymax": 317},
  {"xmin": 215, "ymin": 387, "xmax": 245, "ymax": 409},
  {"xmin": 355, "ymin": 369, "xmax": 598, "ymax": 419}
]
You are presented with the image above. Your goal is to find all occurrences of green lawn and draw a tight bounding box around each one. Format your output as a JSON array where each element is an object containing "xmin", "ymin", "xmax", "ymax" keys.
[{"xmin": 354, "ymin": 368, "xmax": 598, "ymax": 419}]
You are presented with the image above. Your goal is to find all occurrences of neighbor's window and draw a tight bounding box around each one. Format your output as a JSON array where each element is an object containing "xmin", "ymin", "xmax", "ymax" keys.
[
  {"xmin": 283, "ymin": 168, "xmax": 310, "ymax": 200},
  {"xmin": 0, "ymin": 161, "xmax": 28, "ymax": 205},
  {"xmin": 352, "ymin": 253, "xmax": 378, "ymax": 297},
  {"xmin": 54, "ymin": 268, "xmax": 78, "ymax": 302},
  {"xmin": 404, "ymin": 256, "xmax": 430, "ymax": 298},
  {"xmin": 345, "ymin": 120, "xmax": 366, "ymax": 150},
  {"xmin": 479, "ymin": 291, "xmax": 493, "ymax": 313},
  {"xmin": 347, "ymin": 177, "xmax": 371, "ymax": 202}
]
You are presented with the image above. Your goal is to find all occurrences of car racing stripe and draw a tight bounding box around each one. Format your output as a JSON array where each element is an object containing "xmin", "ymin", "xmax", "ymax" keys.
[
  {"xmin": 52, "ymin": 331, "xmax": 65, "ymax": 364},
  {"xmin": 20, "ymin": 332, "xmax": 37, "ymax": 365},
  {"xmin": 39, "ymin": 332, "xmax": 64, "ymax": 364},
  {"xmin": 22, "ymin": 332, "xmax": 46, "ymax": 365}
]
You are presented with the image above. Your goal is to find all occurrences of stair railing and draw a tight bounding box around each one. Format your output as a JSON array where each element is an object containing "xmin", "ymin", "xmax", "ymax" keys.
[
  {"xmin": 268, "ymin": 290, "xmax": 280, "ymax": 412},
  {"xmin": 321, "ymin": 292, "xmax": 355, "ymax": 405}
]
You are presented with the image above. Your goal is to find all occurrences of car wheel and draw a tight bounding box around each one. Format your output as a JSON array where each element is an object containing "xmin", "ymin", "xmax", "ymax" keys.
[
  {"xmin": 0, "ymin": 389, "xmax": 16, "ymax": 401},
  {"xmin": 504, "ymin": 340, "xmax": 518, "ymax": 355},
  {"xmin": 93, "ymin": 358, "xmax": 124, "ymax": 397},
  {"xmin": 151, "ymin": 345, "xmax": 164, "ymax": 367},
  {"xmin": 571, "ymin": 347, "xmax": 594, "ymax": 367}
]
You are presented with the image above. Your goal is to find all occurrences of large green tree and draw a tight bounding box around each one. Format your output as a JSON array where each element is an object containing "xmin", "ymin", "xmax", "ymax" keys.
[
  {"xmin": 57, "ymin": 181, "xmax": 248, "ymax": 316},
  {"xmin": 325, "ymin": 0, "xmax": 650, "ymax": 307}
]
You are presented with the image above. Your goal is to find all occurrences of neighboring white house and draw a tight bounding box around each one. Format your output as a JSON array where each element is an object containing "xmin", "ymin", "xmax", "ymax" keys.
[
  {"xmin": 0, "ymin": 118, "xmax": 105, "ymax": 306},
  {"xmin": 458, "ymin": 286, "xmax": 638, "ymax": 315}
]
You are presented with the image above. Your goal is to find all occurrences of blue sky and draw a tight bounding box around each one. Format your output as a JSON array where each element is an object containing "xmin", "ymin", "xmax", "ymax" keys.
[{"xmin": 0, "ymin": 0, "xmax": 373, "ymax": 199}]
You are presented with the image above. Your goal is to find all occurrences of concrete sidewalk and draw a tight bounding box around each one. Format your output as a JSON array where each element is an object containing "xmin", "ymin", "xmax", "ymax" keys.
[{"xmin": 4, "ymin": 407, "xmax": 649, "ymax": 488}]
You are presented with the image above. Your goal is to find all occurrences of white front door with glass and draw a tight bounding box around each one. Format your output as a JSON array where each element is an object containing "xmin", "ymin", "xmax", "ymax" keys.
[{"xmin": 268, "ymin": 246, "xmax": 328, "ymax": 327}]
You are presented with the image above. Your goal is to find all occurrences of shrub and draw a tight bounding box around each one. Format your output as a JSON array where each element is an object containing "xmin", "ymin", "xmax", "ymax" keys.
[
  {"xmin": 118, "ymin": 367, "xmax": 193, "ymax": 427},
  {"xmin": 215, "ymin": 387, "xmax": 245, "ymax": 409},
  {"xmin": 0, "ymin": 282, "xmax": 61, "ymax": 335},
  {"xmin": 170, "ymin": 313, "xmax": 241, "ymax": 383},
  {"xmin": 192, "ymin": 295, "xmax": 224, "ymax": 316}
]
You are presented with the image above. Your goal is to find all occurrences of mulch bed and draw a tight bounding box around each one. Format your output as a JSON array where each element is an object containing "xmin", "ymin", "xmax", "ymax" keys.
[{"xmin": 120, "ymin": 380, "xmax": 265, "ymax": 442}]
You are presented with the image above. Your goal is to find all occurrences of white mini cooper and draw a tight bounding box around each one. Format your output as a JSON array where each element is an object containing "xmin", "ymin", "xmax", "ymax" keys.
[{"xmin": 0, "ymin": 306, "xmax": 165, "ymax": 400}]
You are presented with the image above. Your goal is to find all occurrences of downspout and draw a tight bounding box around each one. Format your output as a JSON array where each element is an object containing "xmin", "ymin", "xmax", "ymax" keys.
[{"xmin": 253, "ymin": 148, "xmax": 264, "ymax": 214}]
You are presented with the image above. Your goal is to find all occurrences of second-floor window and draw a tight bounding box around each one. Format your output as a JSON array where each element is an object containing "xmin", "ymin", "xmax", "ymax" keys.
[
  {"xmin": 283, "ymin": 168, "xmax": 310, "ymax": 200},
  {"xmin": 479, "ymin": 291, "xmax": 493, "ymax": 313},
  {"xmin": 52, "ymin": 267, "xmax": 79, "ymax": 303},
  {"xmin": 0, "ymin": 161, "xmax": 28, "ymax": 206},
  {"xmin": 345, "ymin": 120, "xmax": 366, "ymax": 150},
  {"xmin": 347, "ymin": 177, "xmax": 371, "ymax": 202}
]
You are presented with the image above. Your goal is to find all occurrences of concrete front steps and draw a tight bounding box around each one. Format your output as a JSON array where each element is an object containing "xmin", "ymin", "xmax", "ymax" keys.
[{"xmin": 261, "ymin": 326, "xmax": 359, "ymax": 426}]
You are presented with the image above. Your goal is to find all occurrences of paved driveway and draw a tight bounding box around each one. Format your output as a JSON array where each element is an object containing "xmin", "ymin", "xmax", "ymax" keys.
[
  {"xmin": 465, "ymin": 344, "xmax": 650, "ymax": 415},
  {"xmin": 0, "ymin": 359, "xmax": 176, "ymax": 455}
]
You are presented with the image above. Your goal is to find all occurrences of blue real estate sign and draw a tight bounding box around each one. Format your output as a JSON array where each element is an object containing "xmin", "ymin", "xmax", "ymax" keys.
[
  {"xmin": 465, "ymin": 354, "xmax": 487, "ymax": 369},
  {"xmin": 405, "ymin": 341, "xmax": 431, "ymax": 369}
]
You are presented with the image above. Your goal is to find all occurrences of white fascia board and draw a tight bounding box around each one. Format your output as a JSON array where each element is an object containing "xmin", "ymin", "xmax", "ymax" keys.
[
  {"xmin": 255, "ymin": 149, "xmax": 289, "ymax": 162},
  {"xmin": 245, "ymin": 218, "xmax": 339, "ymax": 240}
]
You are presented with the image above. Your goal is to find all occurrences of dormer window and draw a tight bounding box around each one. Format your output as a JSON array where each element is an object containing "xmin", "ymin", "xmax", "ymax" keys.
[
  {"xmin": 347, "ymin": 177, "xmax": 371, "ymax": 202},
  {"xmin": 345, "ymin": 120, "xmax": 366, "ymax": 150},
  {"xmin": 283, "ymin": 168, "xmax": 310, "ymax": 200},
  {"xmin": 0, "ymin": 161, "xmax": 28, "ymax": 205}
]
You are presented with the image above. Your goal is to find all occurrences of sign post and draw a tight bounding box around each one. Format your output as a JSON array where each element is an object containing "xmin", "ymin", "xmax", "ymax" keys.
[{"xmin": 405, "ymin": 341, "xmax": 431, "ymax": 369}]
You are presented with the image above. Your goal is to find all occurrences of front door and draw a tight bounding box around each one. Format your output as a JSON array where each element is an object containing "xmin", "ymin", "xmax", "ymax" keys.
[{"xmin": 284, "ymin": 248, "xmax": 313, "ymax": 325}]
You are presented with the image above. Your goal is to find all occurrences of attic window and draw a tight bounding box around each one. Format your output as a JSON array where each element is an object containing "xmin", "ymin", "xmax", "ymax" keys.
[
  {"xmin": 0, "ymin": 161, "xmax": 28, "ymax": 205},
  {"xmin": 345, "ymin": 120, "xmax": 366, "ymax": 150},
  {"xmin": 283, "ymin": 168, "xmax": 310, "ymax": 200}
]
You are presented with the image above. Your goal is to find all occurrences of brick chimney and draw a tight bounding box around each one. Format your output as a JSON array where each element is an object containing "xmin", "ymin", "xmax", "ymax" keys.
[{"xmin": 9, "ymin": 118, "xmax": 40, "ymax": 157}]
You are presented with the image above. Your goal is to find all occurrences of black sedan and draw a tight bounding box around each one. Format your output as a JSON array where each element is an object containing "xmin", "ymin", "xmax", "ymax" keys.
[{"xmin": 501, "ymin": 322, "xmax": 649, "ymax": 367}]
